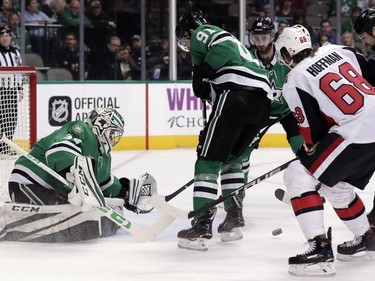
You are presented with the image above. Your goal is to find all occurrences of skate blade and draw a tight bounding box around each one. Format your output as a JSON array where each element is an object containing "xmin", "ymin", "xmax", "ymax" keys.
[
  {"xmin": 337, "ymin": 250, "xmax": 375, "ymax": 262},
  {"xmin": 288, "ymin": 262, "xmax": 336, "ymax": 277},
  {"xmin": 178, "ymin": 238, "xmax": 208, "ymax": 251},
  {"xmin": 220, "ymin": 228, "xmax": 243, "ymax": 242}
]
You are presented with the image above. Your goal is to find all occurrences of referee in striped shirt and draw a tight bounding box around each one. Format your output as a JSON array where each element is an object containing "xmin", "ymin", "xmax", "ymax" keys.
[{"xmin": 0, "ymin": 25, "xmax": 22, "ymax": 155}]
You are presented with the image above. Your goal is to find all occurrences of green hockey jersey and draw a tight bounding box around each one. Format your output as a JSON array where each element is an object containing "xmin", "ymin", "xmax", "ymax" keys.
[
  {"xmin": 249, "ymin": 46, "xmax": 290, "ymax": 117},
  {"xmin": 9, "ymin": 120, "xmax": 122, "ymax": 198},
  {"xmin": 190, "ymin": 24, "xmax": 273, "ymax": 100}
]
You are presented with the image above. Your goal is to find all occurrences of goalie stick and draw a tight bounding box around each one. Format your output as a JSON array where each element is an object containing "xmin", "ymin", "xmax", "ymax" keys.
[
  {"xmin": 148, "ymin": 157, "xmax": 299, "ymax": 219},
  {"xmin": 0, "ymin": 133, "xmax": 174, "ymax": 241}
]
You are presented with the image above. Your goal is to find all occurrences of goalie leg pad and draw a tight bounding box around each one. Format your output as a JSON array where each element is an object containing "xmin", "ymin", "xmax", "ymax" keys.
[
  {"xmin": 68, "ymin": 156, "xmax": 106, "ymax": 210},
  {"xmin": 0, "ymin": 202, "xmax": 123, "ymax": 242},
  {"xmin": 0, "ymin": 202, "xmax": 101, "ymax": 242}
]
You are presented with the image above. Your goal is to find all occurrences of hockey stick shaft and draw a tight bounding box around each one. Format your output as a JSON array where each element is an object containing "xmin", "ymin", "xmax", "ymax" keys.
[
  {"xmin": 164, "ymin": 179, "xmax": 194, "ymax": 202},
  {"xmin": 259, "ymin": 110, "xmax": 291, "ymax": 139},
  {"xmin": 0, "ymin": 133, "xmax": 161, "ymax": 241},
  {"xmin": 187, "ymin": 157, "xmax": 298, "ymax": 218},
  {"xmin": 251, "ymin": 110, "xmax": 291, "ymax": 148},
  {"xmin": 148, "ymin": 157, "xmax": 298, "ymax": 219}
]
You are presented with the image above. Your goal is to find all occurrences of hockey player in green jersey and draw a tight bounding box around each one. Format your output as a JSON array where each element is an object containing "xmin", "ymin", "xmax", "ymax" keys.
[
  {"xmin": 175, "ymin": 11, "xmax": 273, "ymax": 250},
  {"xmin": 4, "ymin": 107, "xmax": 156, "ymax": 242},
  {"xmin": 242, "ymin": 17, "xmax": 304, "ymax": 180}
]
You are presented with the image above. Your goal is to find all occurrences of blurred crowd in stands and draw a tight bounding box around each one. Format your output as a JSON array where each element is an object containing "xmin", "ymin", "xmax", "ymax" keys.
[{"xmin": 1, "ymin": 0, "xmax": 375, "ymax": 81}]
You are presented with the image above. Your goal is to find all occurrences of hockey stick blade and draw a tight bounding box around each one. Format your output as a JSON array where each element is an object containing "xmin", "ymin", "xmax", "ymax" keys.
[
  {"xmin": 149, "ymin": 158, "xmax": 298, "ymax": 219},
  {"xmin": 274, "ymin": 188, "xmax": 292, "ymax": 205},
  {"xmin": 274, "ymin": 188, "xmax": 326, "ymax": 206}
]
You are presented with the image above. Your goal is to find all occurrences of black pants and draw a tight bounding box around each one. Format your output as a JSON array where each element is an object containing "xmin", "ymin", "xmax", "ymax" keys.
[
  {"xmin": 299, "ymin": 133, "xmax": 375, "ymax": 190},
  {"xmin": 198, "ymin": 88, "xmax": 271, "ymax": 162}
]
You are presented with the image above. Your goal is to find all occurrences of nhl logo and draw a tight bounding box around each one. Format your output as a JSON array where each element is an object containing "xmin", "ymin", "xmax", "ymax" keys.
[{"xmin": 49, "ymin": 96, "xmax": 72, "ymax": 126}]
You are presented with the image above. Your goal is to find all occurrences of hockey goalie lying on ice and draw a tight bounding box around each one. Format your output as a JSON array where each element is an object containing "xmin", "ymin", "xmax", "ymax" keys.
[{"xmin": 0, "ymin": 107, "xmax": 157, "ymax": 242}]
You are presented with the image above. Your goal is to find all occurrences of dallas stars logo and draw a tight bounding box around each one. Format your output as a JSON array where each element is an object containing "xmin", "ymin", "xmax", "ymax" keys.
[{"xmin": 271, "ymin": 82, "xmax": 283, "ymax": 104}]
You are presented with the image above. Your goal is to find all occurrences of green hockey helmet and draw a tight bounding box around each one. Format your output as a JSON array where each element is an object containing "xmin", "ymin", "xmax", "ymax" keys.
[{"xmin": 86, "ymin": 108, "xmax": 124, "ymax": 148}]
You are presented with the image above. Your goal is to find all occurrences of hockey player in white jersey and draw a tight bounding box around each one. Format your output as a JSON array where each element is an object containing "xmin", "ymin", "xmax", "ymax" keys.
[{"xmin": 275, "ymin": 25, "xmax": 375, "ymax": 276}]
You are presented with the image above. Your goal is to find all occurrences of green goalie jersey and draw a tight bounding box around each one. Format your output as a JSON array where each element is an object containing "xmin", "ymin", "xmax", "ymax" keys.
[
  {"xmin": 249, "ymin": 46, "xmax": 290, "ymax": 117},
  {"xmin": 190, "ymin": 24, "xmax": 273, "ymax": 100},
  {"xmin": 9, "ymin": 120, "xmax": 122, "ymax": 198}
]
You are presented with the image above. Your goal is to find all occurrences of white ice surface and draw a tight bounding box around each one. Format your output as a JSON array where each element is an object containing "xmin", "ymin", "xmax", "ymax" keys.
[{"xmin": 1, "ymin": 148, "xmax": 375, "ymax": 281}]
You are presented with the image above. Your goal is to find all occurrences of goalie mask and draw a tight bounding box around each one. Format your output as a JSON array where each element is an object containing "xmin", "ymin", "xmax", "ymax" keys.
[{"xmin": 86, "ymin": 108, "xmax": 124, "ymax": 149}]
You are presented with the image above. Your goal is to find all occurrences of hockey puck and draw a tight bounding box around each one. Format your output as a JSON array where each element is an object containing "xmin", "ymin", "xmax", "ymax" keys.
[{"xmin": 272, "ymin": 228, "xmax": 282, "ymax": 236}]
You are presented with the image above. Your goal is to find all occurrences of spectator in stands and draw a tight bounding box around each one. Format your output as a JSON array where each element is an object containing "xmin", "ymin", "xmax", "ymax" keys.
[
  {"xmin": 318, "ymin": 34, "xmax": 331, "ymax": 46},
  {"xmin": 328, "ymin": 0, "xmax": 357, "ymax": 18},
  {"xmin": 88, "ymin": 35, "xmax": 121, "ymax": 80},
  {"xmin": 341, "ymin": 30, "xmax": 367, "ymax": 55},
  {"xmin": 8, "ymin": 12, "xmax": 33, "ymax": 53},
  {"xmin": 176, "ymin": 44, "xmax": 192, "ymax": 80},
  {"xmin": 86, "ymin": 0, "xmax": 116, "ymax": 55},
  {"xmin": 250, "ymin": 0, "xmax": 279, "ymax": 17},
  {"xmin": 147, "ymin": 38, "xmax": 169, "ymax": 80},
  {"xmin": 292, "ymin": 0, "xmax": 307, "ymax": 14},
  {"xmin": 25, "ymin": 0, "xmax": 57, "ymax": 59},
  {"xmin": 59, "ymin": 0, "xmax": 91, "ymax": 31},
  {"xmin": 87, "ymin": 0, "xmax": 116, "ymax": 31},
  {"xmin": 275, "ymin": 0, "xmax": 296, "ymax": 26},
  {"xmin": 0, "ymin": 25, "xmax": 22, "ymax": 155},
  {"xmin": 0, "ymin": 0, "xmax": 16, "ymax": 26},
  {"xmin": 273, "ymin": 20, "xmax": 288, "ymax": 41},
  {"xmin": 128, "ymin": 34, "xmax": 142, "ymax": 80},
  {"xmin": 342, "ymin": 6, "xmax": 362, "ymax": 34},
  {"xmin": 57, "ymin": 32, "xmax": 80, "ymax": 80},
  {"xmin": 315, "ymin": 19, "xmax": 337, "ymax": 45},
  {"xmin": 115, "ymin": 46, "xmax": 132, "ymax": 80}
]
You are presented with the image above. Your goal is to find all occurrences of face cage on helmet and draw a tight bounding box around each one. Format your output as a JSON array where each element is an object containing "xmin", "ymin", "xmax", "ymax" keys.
[{"xmin": 103, "ymin": 128, "xmax": 123, "ymax": 147}]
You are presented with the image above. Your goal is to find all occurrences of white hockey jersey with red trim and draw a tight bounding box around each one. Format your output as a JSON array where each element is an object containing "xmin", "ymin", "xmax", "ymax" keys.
[{"xmin": 283, "ymin": 44, "xmax": 375, "ymax": 145}]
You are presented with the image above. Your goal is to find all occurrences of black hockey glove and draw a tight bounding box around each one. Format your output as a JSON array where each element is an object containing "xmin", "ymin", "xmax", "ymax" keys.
[
  {"xmin": 119, "ymin": 177, "xmax": 138, "ymax": 213},
  {"xmin": 192, "ymin": 63, "xmax": 216, "ymax": 100}
]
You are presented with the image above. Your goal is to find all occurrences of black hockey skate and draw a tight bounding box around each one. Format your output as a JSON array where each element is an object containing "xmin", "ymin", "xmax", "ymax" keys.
[
  {"xmin": 288, "ymin": 227, "xmax": 335, "ymax": 277},
  {"xmin": 337, "ymin": 229, "xmax": 375, "ymax": 261},
  {"xmin": 217, "ymin": 205, "xmax": 245, "ymax": 242},
  {"xmin": 177, "ymin": 207, "xmax": 217, "ymax": 251},
  {"xmin": 368, "ymin": 209, "xmax": 375, "ymax": 232}
]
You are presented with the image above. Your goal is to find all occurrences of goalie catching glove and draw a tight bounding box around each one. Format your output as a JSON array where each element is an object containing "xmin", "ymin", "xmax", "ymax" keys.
[{"xmin": 119, "ymin": 173, "xmax": 157, "ymax": 214}]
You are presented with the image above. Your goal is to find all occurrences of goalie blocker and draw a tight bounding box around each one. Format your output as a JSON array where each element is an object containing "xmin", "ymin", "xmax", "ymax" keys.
[{"xmin": 3, "ymin": 155, "xmax": 158, "ymax": 242}]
